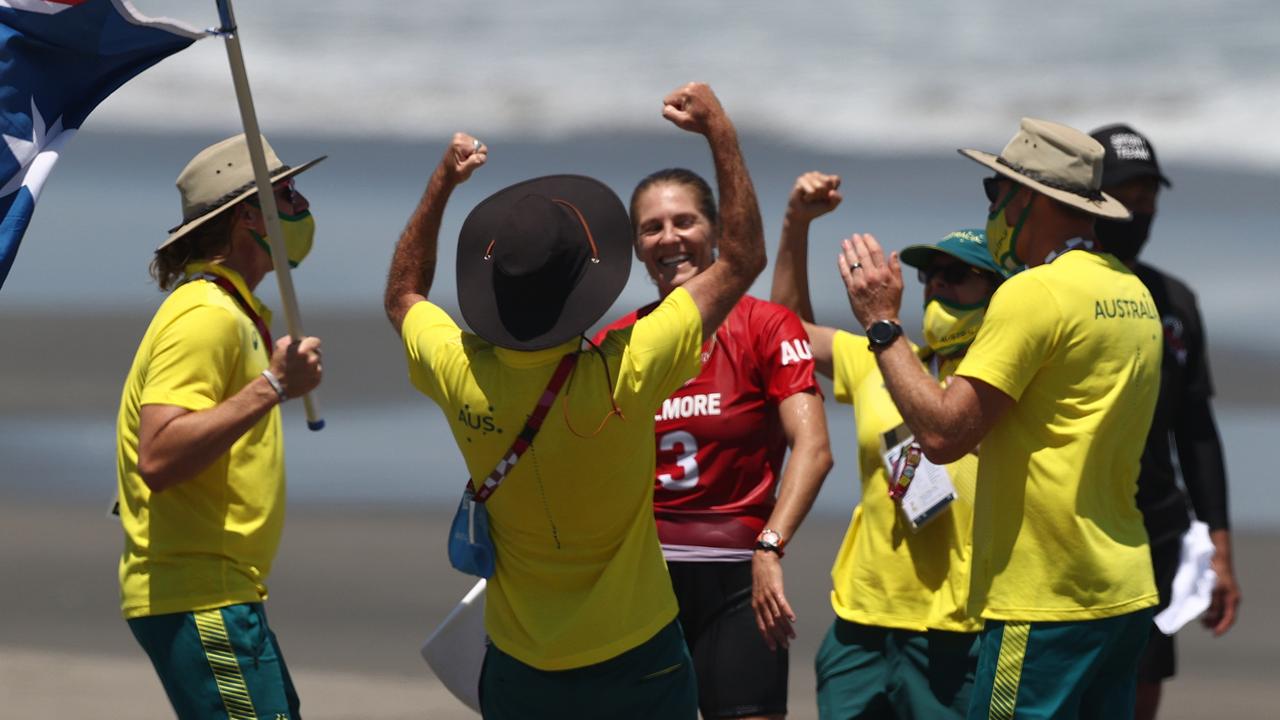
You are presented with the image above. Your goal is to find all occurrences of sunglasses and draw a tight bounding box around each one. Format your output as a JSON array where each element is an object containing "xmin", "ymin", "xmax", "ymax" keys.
[
  {"xmin": 247, "ymin": 178, "xmax": 303, "ymax": 208},
  {"xmin": 918, "ymin": 262, "xmax": 984, "ymax": 285}
]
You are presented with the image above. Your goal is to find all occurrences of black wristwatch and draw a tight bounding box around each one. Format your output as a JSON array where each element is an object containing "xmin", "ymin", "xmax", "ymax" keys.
[
  {"xmin": 755, "ymin": 528, "xmax": 785, "ymax": 557},
  {"xmin": 866, "ymin": 319, "xmax": 904, "ymax": 350}
]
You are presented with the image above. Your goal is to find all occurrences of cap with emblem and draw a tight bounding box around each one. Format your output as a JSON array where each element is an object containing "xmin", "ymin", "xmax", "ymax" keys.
[{"xmin": 1090, "ymin": 124, "xmax": 1173, "ymax": 189}]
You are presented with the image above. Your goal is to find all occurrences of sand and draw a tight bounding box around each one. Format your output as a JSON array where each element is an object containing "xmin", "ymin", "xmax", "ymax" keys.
[{"xmin": 2, "ymin": 497, "xmax": 1275, "ymax": 719}]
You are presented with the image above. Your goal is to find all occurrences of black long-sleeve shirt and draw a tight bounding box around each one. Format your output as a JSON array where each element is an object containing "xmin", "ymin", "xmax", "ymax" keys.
[{"xmin": 1133, "ymin": 261, "xmax": 1231, "ymax": 548}]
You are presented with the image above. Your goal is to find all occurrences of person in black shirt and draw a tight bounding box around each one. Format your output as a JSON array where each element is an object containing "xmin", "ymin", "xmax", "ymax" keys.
[{"xmin": 1091, "ymin": 123, "xmax": 1243, "ymax": 720}]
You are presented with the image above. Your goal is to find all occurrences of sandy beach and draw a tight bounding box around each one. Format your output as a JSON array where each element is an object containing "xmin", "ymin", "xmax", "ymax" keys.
[{"xmin": 2, "ymin": 496, "xmax": 1275, "ymax": 719}]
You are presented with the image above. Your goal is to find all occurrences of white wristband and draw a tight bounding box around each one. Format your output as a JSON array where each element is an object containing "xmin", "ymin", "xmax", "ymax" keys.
[{"xmin": 261, "ymin": 369, "xmax": 288, "ymax": 402}]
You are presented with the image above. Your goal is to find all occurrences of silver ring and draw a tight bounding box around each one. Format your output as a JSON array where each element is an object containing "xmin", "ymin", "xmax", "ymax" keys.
[
  {"xmin": 851, "ymin": 262, "xmax": 863, "ymax": 270},
  {"xmin": 473, "ymin": 139, "xmax": 482, "ymax": 152}
]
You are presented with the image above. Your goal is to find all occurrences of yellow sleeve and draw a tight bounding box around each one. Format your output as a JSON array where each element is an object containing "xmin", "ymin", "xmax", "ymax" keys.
[
  {"xmin": 830, "ymin": 330, "xmax": 872, "ymax": 405},
  {"xmin": 612, "ymin": 287, "xmax": 703, "ymax": 411},
  {"xmin": 139, "ymin": 304, "xmax": 241, "ymax": 411},
  {"xmin": 956, "ymin": 272, "xmax": 1060, "ymax": 401},
  {"xmin": 401, "ymin": 300, "xmax": 463, "ymax": 404}
]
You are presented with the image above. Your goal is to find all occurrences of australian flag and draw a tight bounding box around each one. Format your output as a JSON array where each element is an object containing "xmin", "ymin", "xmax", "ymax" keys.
[{"xmin": 0, "ymin": 0, "xmax": 203, "ymax": 289}]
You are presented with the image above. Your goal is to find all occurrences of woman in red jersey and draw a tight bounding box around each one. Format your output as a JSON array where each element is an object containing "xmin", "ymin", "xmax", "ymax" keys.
[{"xmin": 597, "ymin": 168, "xmax": 833, "ymax": 720}]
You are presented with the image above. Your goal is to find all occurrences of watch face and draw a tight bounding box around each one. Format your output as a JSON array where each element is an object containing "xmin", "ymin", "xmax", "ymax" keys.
[
  {"xmin": 869, "ymin": 321, "xmax": 899, "ymax": 345},
  {"xmin": 758, "ymin": 530, "xmax": 781, "ymax": 547}
]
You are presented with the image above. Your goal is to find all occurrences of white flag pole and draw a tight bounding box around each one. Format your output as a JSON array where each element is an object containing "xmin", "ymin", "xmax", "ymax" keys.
[{"xmin": 213, "ymin": 0, "xmax": 323, "ymax": 430}]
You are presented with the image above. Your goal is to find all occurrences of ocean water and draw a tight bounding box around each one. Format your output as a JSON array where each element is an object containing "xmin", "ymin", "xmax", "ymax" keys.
[{"xmin": 99, "ymin": 0, "xmax": 1280, "ymax": 167}]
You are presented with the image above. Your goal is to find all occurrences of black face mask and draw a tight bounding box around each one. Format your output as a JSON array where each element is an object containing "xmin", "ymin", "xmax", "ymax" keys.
[{"xmin": 1096, "ymin": 212, "xmax": 1154, "ymax": 262}]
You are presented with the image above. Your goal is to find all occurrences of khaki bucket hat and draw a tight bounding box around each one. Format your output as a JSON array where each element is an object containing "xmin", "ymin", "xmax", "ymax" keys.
[
  {"xmin": 959, "ymin": 118, "xmax": 1131, "ymax": 220},
  {"xmin": 158, "ymin": 133, "xmax": 326, "ymax": 250}
]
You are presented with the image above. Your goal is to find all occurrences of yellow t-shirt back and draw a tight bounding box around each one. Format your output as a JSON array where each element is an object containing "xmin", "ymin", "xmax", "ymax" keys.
[
  {"xmin": 828, "ymin": 331, "xmax": 982, "ymax": 633},
  {"xmin": 956, "ymin": 250, "xmax": 1161, "ymax": 621},
  {"xmin": 402, "ymin": 288, "xmax": 703, "ymax": 670},
  {"xmin": 117, "ymin": 263, "xmax": 284, "ymax": 619}
]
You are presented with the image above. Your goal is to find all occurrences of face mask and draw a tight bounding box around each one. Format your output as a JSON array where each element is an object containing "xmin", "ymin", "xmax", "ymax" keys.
[
  {"xmin": 252, "ymin": 210, "xmax": 315, "ymax": 268},
  {"xmin": 922, "ymin": 296, "xmax": 987, "ymax": 357},
  {"xmin": 985, "ymin": 187, "xmax": 1032, "ymax": 275},
  {"xmin": 1094, "ymin": 212, "xmax": 1153, "ymax": 262}
]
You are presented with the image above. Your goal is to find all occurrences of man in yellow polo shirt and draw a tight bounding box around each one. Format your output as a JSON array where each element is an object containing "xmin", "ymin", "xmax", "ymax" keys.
[
  {"xmin": 116, "ymin": 134, "xmax": 324, "ymax": 719},
  {"xmin": 840, "ymin": 118, "xmax": 1162, "ymax": 719},
  {"xmin": 383, "ymin": 83, "xmax": 765, "ymax": 719}
]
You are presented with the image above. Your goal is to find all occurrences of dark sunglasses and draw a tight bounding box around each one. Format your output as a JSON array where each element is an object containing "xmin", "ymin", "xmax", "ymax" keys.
[
  {"xmin": 918, "ymin": 262, "xmax": 984, "ymax": 285},
  {"xmin": 247, "ymin": 178, "xmax": 302, "ymax": 207}
]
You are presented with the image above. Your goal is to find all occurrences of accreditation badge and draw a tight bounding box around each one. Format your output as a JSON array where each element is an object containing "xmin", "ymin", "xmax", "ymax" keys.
[{"xmin": 880, "ymin": 422, "xmax": 956, "ymax": 531}]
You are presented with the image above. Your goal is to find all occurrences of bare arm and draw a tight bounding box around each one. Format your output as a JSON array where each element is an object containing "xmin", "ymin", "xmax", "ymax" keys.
[
  {"xmin": 661, "ymin": 83, "xmax": 767, "ymax": 341},
  {"xmin": 384, "ymin": 133, "xmax": 487, "ymax": 333},
  {"xmin": 837, "ymin": 232, "xmax": 1012, "ymax": 462},
  {"xmin": 771, "ymin": 171, "xmax": 843, "ymax": 378},
  {"xmin": 138, "ymin": 335, "xmax": 323, "ymax": 491},
  {"xmin": 752, "ymin": 390, "xmax": 833, "ymax": 650}
]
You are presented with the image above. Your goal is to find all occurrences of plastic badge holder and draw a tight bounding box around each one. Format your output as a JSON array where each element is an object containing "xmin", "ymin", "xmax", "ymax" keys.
[{"xmin": 448, "ymin": 487, "xmax": 495, "ymax": 578}]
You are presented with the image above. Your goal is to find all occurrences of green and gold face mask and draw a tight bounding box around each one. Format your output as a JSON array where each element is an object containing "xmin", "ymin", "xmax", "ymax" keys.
[
  {"xmin": 922, "ymin": 295, "xmax": 988, "ymax": 357},
  {"xmin": 252, "ymin": 210, "xmax": 315, "ymax": 268},
  {"xmin": 984, "ymin": 186, "xmax": 1031, "ymax": 275}
]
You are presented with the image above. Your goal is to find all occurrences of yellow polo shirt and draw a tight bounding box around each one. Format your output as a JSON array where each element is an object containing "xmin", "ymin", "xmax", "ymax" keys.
[
  {"xmin": 957, "ymin": 250, "xmax": 1160, "ymax": 621},
  {"xmin": 828, "ymin": 331, "xmax": 982, "ymax": 633},
  {"xmin": 117, "ymin": 262, "xmax": 284, "ymax": 619},
  {"xmin": 403, "ymin": 288, "xmax": 703, "ymax": 670}
]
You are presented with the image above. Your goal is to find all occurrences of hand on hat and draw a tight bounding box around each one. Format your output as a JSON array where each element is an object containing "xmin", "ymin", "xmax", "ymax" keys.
[
  {"xmin": 443, "ymin": 132, "xmax": 487, "ymax": 184},
  {"xmin": 662, "ymin": 82, "xmax": 728, "ymax": 136},
  {"xmin": 787, "ymin": 172, "xmax": 842, "ymax": 223},
  {"xmin": 838, "ymin": 233, "xmax": 903, "ymax": 328}
]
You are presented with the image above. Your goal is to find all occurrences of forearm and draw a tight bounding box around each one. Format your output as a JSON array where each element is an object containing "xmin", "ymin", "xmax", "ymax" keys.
[
  {"xmin": 765, "ymin": 436, "xmax": 831, "ymax": 543},
  {"xmin": 874, "ymin": 338, "xmax": 980, "ymax": 463},
  {"xmin": 707, "ymin": 120, "xmax": 766, "ymax": 292},
  {"xmin": 138, "ymin": 377, "xmax": 281, "ymax": 492},
  {"xmin": 771, "ymin": 213, "xmax": 816, "ymax": 322},
  {"xmin": 1176, "ymin": 396, "xmax": 1231, "ymax": 530},
  {"xmin": 385, "ymin": 162, "xmax": 454, "ymax": 330}
]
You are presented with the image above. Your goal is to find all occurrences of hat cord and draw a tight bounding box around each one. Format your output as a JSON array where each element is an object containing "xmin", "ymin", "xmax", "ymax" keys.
[
  {"xmin": 480, "ymin": 198, "xmax": 601, "ymax": 264},
  {"xmin": 561, "ymin": 335, "xmax": 625, "ymax": 438},
  {"xmin": 551, "ymin": 199, "xmax": 601, "ymax": 263},
  {"xmin": 995, "ymin": 156, "xmax": 1103, "ymax": 201}
]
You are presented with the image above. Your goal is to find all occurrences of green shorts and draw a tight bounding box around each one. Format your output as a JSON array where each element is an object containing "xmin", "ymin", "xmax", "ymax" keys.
[
  {"xmin": 479, "ymin": 620, "xmax": 697, "ymax": 720},
  {"xmin": 128, "ymin": 603, "xmax": 299, "ymax": 720},
  {"xmin": 968, "ymin": 608, "xmax": 1154, "ymax": 720},
  {"xmin": 815, "ymin": 618, "xmax": 980, "ymax": 719}
]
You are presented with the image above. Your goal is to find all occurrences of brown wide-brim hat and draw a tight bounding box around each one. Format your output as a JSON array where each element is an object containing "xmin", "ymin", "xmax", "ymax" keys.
[
  {"xmin": 959, "ymin": 117, "xmax": 1131, "ymax": 220},
  {"xmin": 158, "ymin": 133, "xmax": 326, "ymax": 250},
  {"xmin": 457, "ymin": 175, "xmax": 632, "ymax": 351}
]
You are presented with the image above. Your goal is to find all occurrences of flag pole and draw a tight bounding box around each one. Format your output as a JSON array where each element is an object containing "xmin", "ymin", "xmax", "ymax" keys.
[{"xmin": 213, "ymin": 0, "xmax": 323, "ymax": 431}]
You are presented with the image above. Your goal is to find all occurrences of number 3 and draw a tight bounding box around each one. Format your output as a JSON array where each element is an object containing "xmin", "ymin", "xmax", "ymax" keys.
[{"xmin": 657, "ymin": 430, "xmax": 699, "ymax": 490}]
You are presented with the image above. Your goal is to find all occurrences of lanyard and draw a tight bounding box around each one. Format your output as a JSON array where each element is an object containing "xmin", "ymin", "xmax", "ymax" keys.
[
  {"xmin": 469, "ymin": 352, "xmax": 579, "ymax": 503},
  {"xmin": 191, "ymin": 272, "xmax": 273, "ymax": 356},
  {"xmin": 1042, "ymin": 237, "xmax": 1095, "ymax": 265}
]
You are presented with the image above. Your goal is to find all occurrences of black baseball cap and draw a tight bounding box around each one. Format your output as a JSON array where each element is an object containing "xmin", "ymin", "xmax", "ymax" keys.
[{"xmin": 1090, "ymin": 124, "xmax": 1172, "ymax": 189}]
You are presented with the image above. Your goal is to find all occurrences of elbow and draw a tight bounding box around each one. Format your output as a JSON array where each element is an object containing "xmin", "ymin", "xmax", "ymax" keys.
[
  {"xmin": 917, "ymin": 432, "xmax": 968, "ymax": 466},
  {"xmin": 137, "ymin": 458, "xmax": 176, "ymax": 493},
  {"xmin": 813, "ymin": 443, "xmax": 835, "ymax": 480}
]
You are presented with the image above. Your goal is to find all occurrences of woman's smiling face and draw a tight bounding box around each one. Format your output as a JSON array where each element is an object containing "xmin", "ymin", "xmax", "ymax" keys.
[{"xmin": 632, "ymin": 181, "xmax": 717, "ymax": 296}]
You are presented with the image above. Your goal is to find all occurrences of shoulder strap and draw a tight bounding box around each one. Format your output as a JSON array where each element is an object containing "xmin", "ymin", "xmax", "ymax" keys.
[
  {"xmin": 469, "ymin": 352, "xmax": 578, "ymax": 503},
  {"xmin": 196, "ymin": 273, "xmax": 273, "ymax": 354}
]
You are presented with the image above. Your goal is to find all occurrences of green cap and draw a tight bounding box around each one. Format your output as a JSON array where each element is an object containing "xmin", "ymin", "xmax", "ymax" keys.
[{"xmin": 900, "ymin": 228, "xmax": 1005, "ymax": 277}]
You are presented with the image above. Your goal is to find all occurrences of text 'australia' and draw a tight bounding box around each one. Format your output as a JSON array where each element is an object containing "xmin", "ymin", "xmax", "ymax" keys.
[{"xmin": 1094, "ymin": 297, "xmax": 1157, "ymax": 320}]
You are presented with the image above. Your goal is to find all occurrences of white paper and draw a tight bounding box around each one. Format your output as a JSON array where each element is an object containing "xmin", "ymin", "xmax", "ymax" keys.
[
  {"xmin": 1154, "ymin": 521, "xmax": 1218, "ymax": 635},
  {"xmin": 421, "ymin": 580, "xmax": 487, "ymax": 714},
  {"xmin": 880, "ymin": 425, "xmax": 955, "ymax": 531},
  {"xmin": 899, "ymin": 458, "xmax": 956, "ymax": 531}
]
